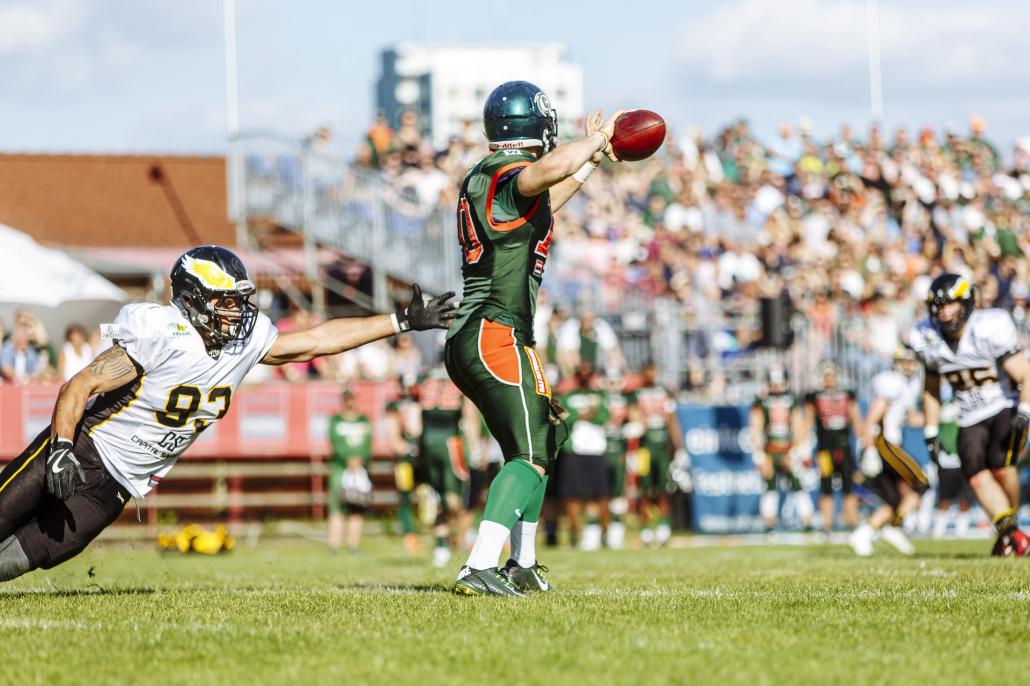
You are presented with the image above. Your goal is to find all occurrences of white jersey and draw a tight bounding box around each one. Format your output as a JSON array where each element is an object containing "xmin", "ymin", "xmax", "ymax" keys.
[
  {"xmin": 908, "ymin": 309, "xmax": 1019, "ymax": 427},
  {"xmin": 84, "ymin": 303, "xmax": 278, "ymax": 498},
  {"xmin": 870, "ymin": 370, "xmax": 921, "ymax": 445}
]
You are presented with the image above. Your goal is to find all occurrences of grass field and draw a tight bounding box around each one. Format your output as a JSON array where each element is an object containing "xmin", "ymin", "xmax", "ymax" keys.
[{"xmin": 2, "ymin": 535, "xmax": 1029, "ymax": 686}]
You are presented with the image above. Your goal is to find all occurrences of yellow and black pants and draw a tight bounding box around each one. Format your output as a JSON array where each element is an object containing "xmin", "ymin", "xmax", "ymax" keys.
[{"xmin": 872, "ymin": 435, "xmax": 930, "ymax": 511}]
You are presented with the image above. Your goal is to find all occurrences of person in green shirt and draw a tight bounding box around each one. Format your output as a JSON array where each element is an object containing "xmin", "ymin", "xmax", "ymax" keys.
[
  {"xmin": 444, "ymin": 80, "xmax": 623, "ymax": 596},
  {"xmin": 558, "ymin": 362, "xmax": 611, "ymax": 551},
  {"xmin": 328, "ymin": 388, "xmax": 373, "ymax": 554}
]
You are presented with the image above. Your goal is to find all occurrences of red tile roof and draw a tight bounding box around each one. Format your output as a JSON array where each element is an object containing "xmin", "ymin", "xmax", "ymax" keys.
[{"xmin": 0, "ymin": 154, "xmax": 234, "ymax": 248}]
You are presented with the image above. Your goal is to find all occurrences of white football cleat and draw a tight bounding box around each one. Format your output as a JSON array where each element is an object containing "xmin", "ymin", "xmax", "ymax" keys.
[
  {"xmin": 655, "ymin": 523, "xmax": 672, "ymax": 546},
  {"xmin": 640, "ymin": 528, "xmax": 655, "ymax": 546},
  {"xmin": 849, "ymin": 524, "xmax": 874, "ymax": 557},
  {"xmin": 432, "ymin": 546, "xmax": 452, "ymax": 568},
  {"xmin": 580, "ymin": 524, "xmax": 603, "ymax": 551},
  {"xmin": 881, "ymin": 525, "xmax": 914, "ymax": 555},
  {"xmin": 606, "ymin": 522, "xmax": 626, "ymax": 550}
]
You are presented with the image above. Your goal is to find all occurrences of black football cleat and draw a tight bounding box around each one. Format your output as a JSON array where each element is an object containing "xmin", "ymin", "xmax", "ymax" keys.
[{"xmin": 452, "ymin": 566, "xmax": 525, "ymax": 597}]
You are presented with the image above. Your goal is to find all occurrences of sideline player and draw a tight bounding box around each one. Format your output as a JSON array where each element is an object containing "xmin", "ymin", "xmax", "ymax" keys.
[
  {"xmin": 445, "ymin": 80, "xmax": 623, "ymax": 595},
  {"xmin": 418, "ymin": 364, "xmax": 474, "ymax": 567},
  {"xmin": 630, "ymin": 362, "xmax": 684, "ymax": 546},
  {"xmin": 751, "ymin": 366, "xmax": 813, "ymax": 532},
  {"xmin": 383, "ymin": 378, "xmax": 421, "ymax": 554},
  {"xmin": 850, "ymin": 347, "xmax": 928, "ymax": 556},
  {"xmin": 0, "ymin": 246, "xmax": 455, "ymax": 582},
  {"xmin": 328, "ymin": 388, "xmax": 374, "ymax": 554},
  {"xmin": 803, "ymin": 362, "xmax": 862, "ymax": 534},
  {"xmin": 910, "ymin": 273, "xmax": 1030, "ymax": 556},
  {"xmin": 558, "ymin": 362, "xmax": 610, "ymax": 551}
]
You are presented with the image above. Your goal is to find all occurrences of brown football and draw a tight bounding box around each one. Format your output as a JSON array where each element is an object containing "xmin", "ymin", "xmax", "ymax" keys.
[{"xmin": 610, "ymin": 110, "xmax": 666, "ymax": 162}]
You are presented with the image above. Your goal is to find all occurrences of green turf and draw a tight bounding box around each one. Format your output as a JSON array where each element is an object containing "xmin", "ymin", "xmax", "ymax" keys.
[{"xmin": 1, "ymin": 536, "xmax": 1029, "ymax": 685}]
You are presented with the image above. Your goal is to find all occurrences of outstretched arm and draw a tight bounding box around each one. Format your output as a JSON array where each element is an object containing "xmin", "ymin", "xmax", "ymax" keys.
[
  {"xmin": 517, "ymin": 109, "xmax": 623, "ymax": 200},
  {"xmin": 262, "ymin": 285, "xmax": 456, "ymax": 365},
  {"xmin": 51, "ymin": 345, "xmax": 140, "ymax": 442}
]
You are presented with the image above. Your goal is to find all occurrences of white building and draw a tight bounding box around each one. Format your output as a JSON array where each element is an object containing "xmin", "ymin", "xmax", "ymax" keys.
[{"xmin": 376, "ymin": 43, "xmax": 584, "ymax": 150}]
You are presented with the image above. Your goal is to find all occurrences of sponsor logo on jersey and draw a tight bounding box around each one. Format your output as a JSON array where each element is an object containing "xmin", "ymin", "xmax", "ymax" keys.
[
  {"xmin": 523, "ymin": 347, "xmax": 550, "ymax": 397},
  {"xmin": 166, "ymin": 322, "xmax": 192, "ymax": 337},
  {"xmin": 183, "ymin": 255, "xmax": 237, "ymax": 290}
]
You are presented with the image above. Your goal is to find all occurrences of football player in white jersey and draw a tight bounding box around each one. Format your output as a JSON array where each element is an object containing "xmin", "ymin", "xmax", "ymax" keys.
[
  {"xmin": 849, "ymin": 347, "xmax": 929, "ymax": 556},
  {"xmin": 0, "ymin": 246, "xmax": 456, "ymax": 582},
  {"xmin": 910, "ymin": 273, "xmax": 1030, "ymax": 556}
]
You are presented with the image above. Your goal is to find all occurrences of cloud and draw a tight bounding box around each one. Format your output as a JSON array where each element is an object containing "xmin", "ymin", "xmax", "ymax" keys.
[
  {"xmin": 677, "ymin": 0, "xmax": 1030, "ymax": 97},
  {"xmin": 0, "ymin": 0, "xmax": 86, "ymax": 55}
]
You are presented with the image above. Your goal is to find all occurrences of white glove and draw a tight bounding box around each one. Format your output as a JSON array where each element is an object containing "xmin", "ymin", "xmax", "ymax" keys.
[{"xmin": 861, "ymin": 446, "xmax": 882, "ymax": 478}]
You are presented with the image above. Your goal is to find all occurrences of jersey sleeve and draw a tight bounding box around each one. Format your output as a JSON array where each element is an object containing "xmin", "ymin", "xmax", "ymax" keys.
[
  {"xmin": 871, "ymin": 372, "xmax": 902, "ymax": 402},
  {"xmin": 907, "ymin": 321, "xmax": 936, "ymax": 370},
  {"xmin": 978, "ymin": 309, "xmax": 1021, "ymax": 361},
  {"xmin": 250, "ymin": 312, "xmax": 279, "ymax": 363},
  {"xmin": 108, "ymin": 304, "xmax": 171, "ymax": 373},
  {"xmin": 478, "ymin": 151, "xmax": 539, "ymax": 230}
]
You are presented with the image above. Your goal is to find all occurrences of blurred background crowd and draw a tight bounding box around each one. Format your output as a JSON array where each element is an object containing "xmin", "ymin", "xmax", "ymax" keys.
[{"xmin": 7, "ymin": 112, "xmax": 1030, "ymax": 401}]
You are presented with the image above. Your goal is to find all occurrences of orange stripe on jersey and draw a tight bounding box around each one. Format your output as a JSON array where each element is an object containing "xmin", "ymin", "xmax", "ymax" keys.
[
  {"xmin": 447, "ymin": 436, "xmax": 470, "ymax": 481},
  {"xmin": 478, "ymin": 319, "xmax": 521, "ymax": 386},
  {"xmin": 486, "ymin": 161, "xmax": 542, "ymax": 232},
  {"xmin": 523, "ymin": 346, "xmax": 550, "ymax": 398}
]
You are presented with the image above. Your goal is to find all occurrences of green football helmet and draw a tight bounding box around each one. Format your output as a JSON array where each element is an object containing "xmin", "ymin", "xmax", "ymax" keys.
[{"xmin": 483, "ymin": 80, "xmax": 557, "ymax": 153}]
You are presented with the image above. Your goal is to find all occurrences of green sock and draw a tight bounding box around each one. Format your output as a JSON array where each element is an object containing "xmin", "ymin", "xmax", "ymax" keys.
[
  {"xmin": 521, "ymin": 476, "xmax": 548, "ymax": 524},
  {"xmin": 482, "ymin": 460, "xmax": 542, "ymax": 529},
  {"xmin": 659, "ymin": 516, "xmax": 670, "ymax": 526},
  {"xmin": 435, "ymin": 535, "xmax": 446, "ymax": 548}
]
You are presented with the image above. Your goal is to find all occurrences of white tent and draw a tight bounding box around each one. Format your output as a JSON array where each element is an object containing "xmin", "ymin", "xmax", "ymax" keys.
[{"xmin": 0, "ymin": 223, "xmax": 127, "ymax": 338}]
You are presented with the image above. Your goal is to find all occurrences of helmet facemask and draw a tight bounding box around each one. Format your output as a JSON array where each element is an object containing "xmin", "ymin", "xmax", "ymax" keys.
[{"xmin": 177, "ymin": 281, "xmax": 257, "ymax": 354}]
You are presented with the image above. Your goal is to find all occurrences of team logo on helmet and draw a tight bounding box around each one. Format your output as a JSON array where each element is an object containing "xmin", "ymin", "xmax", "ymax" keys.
[
  {"xmin": 534, "ymin": 91, "xmax": 552, "ymax": 115},
  {"xmin": 183, "ymin": 256, "xmax": 237, "ymax": 290}
]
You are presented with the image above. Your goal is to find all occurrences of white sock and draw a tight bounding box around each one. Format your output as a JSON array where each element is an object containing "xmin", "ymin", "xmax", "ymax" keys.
[
  {"xmin": 955, "ymin": 511, "xmax": 970, "ymax": 538},
  {"xmin": 932, "ymin": 509, "xmax": 950, "ymax": 539},
  {"xmin": 509, "ymin": 521, "xmax": 538, "ymax": 568},
  {"xmin": 465, "ymin": 520, "xmax": 511, "ymax": 571}
]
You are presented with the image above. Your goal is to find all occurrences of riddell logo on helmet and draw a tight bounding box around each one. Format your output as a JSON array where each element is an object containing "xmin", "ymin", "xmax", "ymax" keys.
[{"xmin": 494, "ymin": 141, "xmax": 529, "ymax": 149}]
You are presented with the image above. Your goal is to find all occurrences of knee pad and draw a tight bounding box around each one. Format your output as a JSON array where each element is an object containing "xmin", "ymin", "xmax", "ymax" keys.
[{"xmin": 0, "ymin": 535, "xmax": 32, "ymax": 582}]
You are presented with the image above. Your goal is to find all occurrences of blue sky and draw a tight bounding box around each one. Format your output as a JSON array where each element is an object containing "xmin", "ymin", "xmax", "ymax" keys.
[{"xmin": 1, "ymin": 0, "xmax": 1028, "ymax": 155}]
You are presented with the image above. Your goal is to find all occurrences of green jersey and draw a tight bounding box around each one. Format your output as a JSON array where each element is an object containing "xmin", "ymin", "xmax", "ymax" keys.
[
  {"xmin": 447, "ymin": 148, "xmax": 554, "ymax": 345},
  {"xmin": 328, "ymin": 412, "xmax": 372, "ymax": 466},
  {"xmin": 754, "ymin": 391, "xmax": 796, "ymax": 454},
  {"xmin": 561, "ymin": 388, "xmax": 610, "ymax": 456},
  {"xmin": 633, "ymin": 385, "xmax": 675, "ymax": 448}
]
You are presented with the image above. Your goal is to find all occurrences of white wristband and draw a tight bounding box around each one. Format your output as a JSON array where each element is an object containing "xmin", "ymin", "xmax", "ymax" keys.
[
  {"xmin": 923, "ymin": 425, "xmax": 939, "ymax": 439},
  {"xmin": 390, "ymin": 312, "xmax": 402, "ymax": 335},
  {"xmin": 1018, "ymin": 403, "xmax": 1030, "ymax": 416},
  {"xmin": 573, "ymin": 161, "xmax": 598, "ymax": 183},
  {"xmin": 593, "ymin": 131, "xmax": 609, "ymax": 151}
]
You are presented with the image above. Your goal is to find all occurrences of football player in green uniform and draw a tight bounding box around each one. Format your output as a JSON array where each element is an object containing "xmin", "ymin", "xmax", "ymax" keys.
[
  {"xmin": 602, "ymin": 376, "xmax": 632, "ymax": 549},
  {"xmin": 384, "ymin": 379, "xmax": 421, "ymax": 555},
  {"xmin": 750, "ymin": 366, "xmax": 812, "ymax": 532},
  {"xmin": 629, "ymin": 362, "xmax": 684, "ymax": 546},
  {"xmin": 558, "ymin": 363, "xmax": 611, "ymax": 551},
  {"xmin": 446, "ymin": 81, "xmax": 622, "ymax": 596},
  {"xmin": 328, "ymin": 388, "xmax": 373, "ymax": 554},
  {"xmin": 417, "ymin": 364, "xmax": 476, "ymax": 568}
]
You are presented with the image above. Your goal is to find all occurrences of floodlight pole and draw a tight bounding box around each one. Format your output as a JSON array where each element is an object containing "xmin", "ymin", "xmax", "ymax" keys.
[
  {"xmin": 866, "ymin": 0, "xmax": 884, "ymax": 123},
  {"xmin": 223, "ymin": 0, "xmax": 248, "ymax": 248}
]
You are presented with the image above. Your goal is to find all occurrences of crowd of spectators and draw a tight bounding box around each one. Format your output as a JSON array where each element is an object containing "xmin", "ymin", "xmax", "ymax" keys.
[
  {"xmin": 0, "ymin": 311, "xmax": 101, "ymax": 385},
  {"xmin": 338, "ymin": 109, "xmax": 1030, "ymax": 395}
]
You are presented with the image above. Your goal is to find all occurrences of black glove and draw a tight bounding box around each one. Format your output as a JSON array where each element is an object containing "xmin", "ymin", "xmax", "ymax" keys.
[
  {"xmin": 46, "ymin": 438, "xmax": 86, "ymax": 500},
  {"xmin": 1007, "ymin": 406, "xmax": 1030, "ymax": 464},
  {"xmin": 395, "ymin": 284, "xmax": 457, "ymax": 332}
]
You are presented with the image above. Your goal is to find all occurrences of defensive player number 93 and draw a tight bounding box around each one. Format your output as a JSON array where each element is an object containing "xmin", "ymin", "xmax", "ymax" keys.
[{"xmin": 45, "ymin": 248, "xmax": 459, "ymax": 502}]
